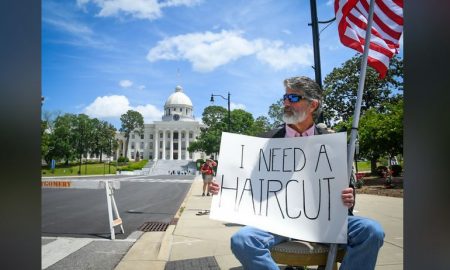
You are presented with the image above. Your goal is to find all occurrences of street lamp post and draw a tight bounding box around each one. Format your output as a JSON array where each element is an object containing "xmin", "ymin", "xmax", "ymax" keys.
[
  {"xmin": 210, "ymin": 92, "xmax": 231, "ymax": 132},
  {"xmin": 308, "ymin": 0, "xmax": 336, "ymax": 124}
]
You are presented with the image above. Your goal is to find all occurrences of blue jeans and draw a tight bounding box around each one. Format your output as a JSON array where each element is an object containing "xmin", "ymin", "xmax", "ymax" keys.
[{"xmin": 230, "ymin": 216, "xmax": 384, "ymax": 270}]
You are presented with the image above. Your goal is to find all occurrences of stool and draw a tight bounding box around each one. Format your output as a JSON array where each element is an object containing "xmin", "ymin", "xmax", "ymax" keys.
[{"xmin": 270, "ymin": 240, "xmax": 346, "ymax": 270}]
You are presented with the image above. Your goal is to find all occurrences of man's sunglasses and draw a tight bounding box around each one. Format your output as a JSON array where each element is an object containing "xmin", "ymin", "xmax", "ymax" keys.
[{"xmin": 283, "ymin": 93, "xmax": 308, "ymax": 103}]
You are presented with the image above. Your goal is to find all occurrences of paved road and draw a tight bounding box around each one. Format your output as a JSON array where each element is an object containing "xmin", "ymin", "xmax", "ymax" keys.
[
  {"xmin": 42, "ymin": 174, "xmax": 194, "ymax": 269},
  {"xmin": 42, "ymin": 175, "xmax": 193, "ymax": 239}
]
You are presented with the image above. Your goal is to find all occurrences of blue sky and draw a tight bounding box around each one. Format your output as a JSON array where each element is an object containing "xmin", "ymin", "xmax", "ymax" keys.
[{"xmin": 42, "ymin": 0, "xmax": 403, "ymax": 128}]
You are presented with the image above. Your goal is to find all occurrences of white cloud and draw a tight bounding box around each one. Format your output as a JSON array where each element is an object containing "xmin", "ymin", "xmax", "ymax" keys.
[
  {"xmin": 138, "ymin": 85, "xmax": 146, "ymax": 90},
  {"xmin": 326, "ymin": 0, "xmax": 333, "ymax": 6},
  {"xmin": 230, "ymin": 102, "xmax": 246, "ymax": 111},
  {"xmin": 119, "ymin": 79, "xmax": 133, "ymax": 88},
  {"xmin": 43, "ymin": 1, "xmax": 115, "ymax": 50},
  {"xmin": 147, "ymin": 30, "xmax": 256, "ymax": 72},
  {"xmin": 255, "ymin": 41, "xmax": 313, "ymax": 70},
  {"xmin": 43, "ymin": 18, "xmax": 93, "ymax": 35},
  {"xmin": 134, "ymin": 104, "xmax": 164, "ymax": 122},
  {"xmin": 160, "ymin": 0, "xmax": 203, "ymax": 8},
  {"xmin": 83, "ymin": 95, "xmax": 163, "ymax": 122},
  {"xmin": 78, "ymin": 0, "xmax": 202, "ymax": 20},
  {"xmin": 282, "ymin": 29, "xmax": 292, "ymax": 35},
  {"xmin": 84, "ymin": 95, "xmax": 131, "ymax": 118},
  {"xmin": 147, "ymin": 30, "xmax": 314, "ymax": 72}
]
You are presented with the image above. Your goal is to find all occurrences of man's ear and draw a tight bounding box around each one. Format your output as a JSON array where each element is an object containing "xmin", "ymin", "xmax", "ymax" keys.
[{"xmin": 309, "ymin": 99, "xmax": 319, "ymax": 112}]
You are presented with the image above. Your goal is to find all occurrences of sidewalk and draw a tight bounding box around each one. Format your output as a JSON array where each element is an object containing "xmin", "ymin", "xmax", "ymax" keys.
[{"xmin": 115, "ymin": 175, "xmax": 403, "ymax": 270}]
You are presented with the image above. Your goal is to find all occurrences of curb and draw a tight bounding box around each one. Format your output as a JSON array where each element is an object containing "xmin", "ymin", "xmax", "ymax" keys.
[
  {"xmin": 157, "ymin": 225, "xmax": 175, "ymax": 261},
  {"xmin": 175, "ymin": 175, "xmax": 201, "ymax": 219}
]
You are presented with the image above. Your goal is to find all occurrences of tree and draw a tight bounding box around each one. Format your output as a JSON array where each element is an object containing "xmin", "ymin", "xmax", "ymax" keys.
[
  {"xmin": 46, "ymin": 114, "xmax": 78, "ymax": 165},
  {"xmin": 188, "ymin": 106, "xmax": 228, "ymax": 155},
  {"xmin": 41, "ymin": 110, "xmax": 62, "ymax": 164},
  {"xmin": 267, "ymin": 98, "xmax": 284, "ymax": 128},
  {"xmin": 74, "ymin": 114, "xmax": 94, "ymax": 173},
  {"xmin": 87, "ymin": 119, "xmax": 116, "ymax": 162},
  {"xmin": 100, "ymin": 122, "xmax": 117, "ymax": 161},
  {"xmin": 41, "ymin": 110, "xmax": 62, "ymax": 133},
  {"xmin": 120, "ymin": 110, "xmax": 144, "ymax": 158},
  {"xmin": 188, "ymin": 106, "xmax": 263, "ymax": 155},
  {"xmin": 359, "ymin": 99, "xmax": 403, "ymax": 173},
  {"xmin": 323, "ymin": 54, "xmax": 403, "ymax": 125},
  {"xmin": 335, "ymin": 99, "xmax": 403, "ymax": 173},
  {"xmin": 87, "ymin": 118, "xmax": 102, "ymax": 159},
  {"xmin": 41, "ymin": 112, "xmax": 118, "ymax": 170},
  {"xmin": 250, "ymin": 116, "xmax": 271, "ymax": 136},
  {"xmin": 201, "ymin": 106, "xmax": 228, "ymax": 130},
  {"xmin": 230, "ymin": 109, "xmax": 254, "ymax": 135}
]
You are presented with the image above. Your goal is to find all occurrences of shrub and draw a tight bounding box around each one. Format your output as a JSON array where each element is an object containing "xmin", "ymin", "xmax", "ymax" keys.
[
  {"xmin": 376, "ymin": 166, "xmax": 388, "ymax": 177},
  {"xmin": 117, "ymin": 156, "xmax": 129, "ymax": 163},
  {"xmin": 355, "ymin": 179, "xmax": 364, "ymax": 189},
  {"xmin": 117, "ymin": 159, "xmax": 148, "ymax": 172},
  {"xmin": 389, "ymin": 164, "xmax": 402, "ymax": 176}
]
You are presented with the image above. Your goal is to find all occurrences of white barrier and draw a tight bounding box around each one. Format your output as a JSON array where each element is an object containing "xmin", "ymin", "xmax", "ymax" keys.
[{"xmin": 42, "ymin": 179, "xmax": 124, "ymax": 240}]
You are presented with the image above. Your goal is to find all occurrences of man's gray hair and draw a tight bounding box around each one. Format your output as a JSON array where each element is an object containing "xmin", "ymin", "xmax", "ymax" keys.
[{"xmin": 283, "ymin": 76, "xmax": 322, "ymax": 121}]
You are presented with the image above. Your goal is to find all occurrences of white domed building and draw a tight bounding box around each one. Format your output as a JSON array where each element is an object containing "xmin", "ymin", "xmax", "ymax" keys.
[{"xmin": 115, "ymin": 86, "xmax": 205, "ymax": 161}]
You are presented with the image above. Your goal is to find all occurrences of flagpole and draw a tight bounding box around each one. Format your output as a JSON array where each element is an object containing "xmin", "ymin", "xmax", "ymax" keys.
[
  {"xmin": 346, "ymin": 0, "xmax": 376, "ymax": 182},
  {"xmin": 325, "ymin": 0, "xmax": 376, "ymax": 269}
]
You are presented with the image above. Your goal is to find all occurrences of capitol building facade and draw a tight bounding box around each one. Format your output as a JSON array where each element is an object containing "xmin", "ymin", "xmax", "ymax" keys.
[{"xmin": 115, "ymin": 86, "xmax": 205, "ymax": 161}]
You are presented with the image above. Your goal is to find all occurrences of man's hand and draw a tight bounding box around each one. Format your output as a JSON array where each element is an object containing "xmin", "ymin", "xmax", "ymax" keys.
[
  {"xmin": 341, "ymin": 188, "xmax": 354, "ymax": 208},
  {"xmin": 208, "ymin": 181, "xmax": 220, "ymax": 195}
]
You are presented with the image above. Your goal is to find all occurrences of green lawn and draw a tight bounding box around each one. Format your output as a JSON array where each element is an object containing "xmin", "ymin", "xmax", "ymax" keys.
[
  {"xmin": 42, "ymin": 162, "xmax": 117, "ymax": 176},
  {"xmin": 356, "ymin": 161, "xmax": 371, "ymax": 171},
  {"xmin": 356, "ymin": 159, "xmax": 404, "ymax": 173},
  {"xmin": 41, "ymin": 160, "xmax": 149, "ymax": 176}
]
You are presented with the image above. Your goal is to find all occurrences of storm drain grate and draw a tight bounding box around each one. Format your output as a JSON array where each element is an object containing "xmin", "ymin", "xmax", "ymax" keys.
[
  {"xmin": 138, "ymin": 221, "xmax": 170, "ymax": 232},
  {"xmin": 165, "ymin": 256, "xmax": 219, "ymax": 270}
]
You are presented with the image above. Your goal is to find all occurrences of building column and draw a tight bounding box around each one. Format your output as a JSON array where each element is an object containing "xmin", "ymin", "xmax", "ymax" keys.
[
  {"xmin": 186, "ymin": 130, "xmax": 190, "ymax": 160},
  {"xmin": 154, "ymin": 129, "xmax": 158, "ymax": 160},
  {"xmin": 170, "ymin": 129, "xmax": 174, "ymax": 160},
  {"xmin": 178, "ymin": 130, "xmax": 182, "ymax": 160},
  {"xmin": 162, "ymin": 130, "xmax": 166, "ymax": 160}
]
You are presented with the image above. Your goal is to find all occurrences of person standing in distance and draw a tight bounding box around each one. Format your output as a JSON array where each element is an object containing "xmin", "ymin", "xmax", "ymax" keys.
[{"xmin": 201, "ymin": 157, "xmax": 217, "ymax": 196}]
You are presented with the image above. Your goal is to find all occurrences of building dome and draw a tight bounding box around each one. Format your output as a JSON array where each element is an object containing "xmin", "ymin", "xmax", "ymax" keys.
[
  {"xmin": 164, "ymin": 86, "xmax": 193, "ymax": 107},
  {"xmin": 162, "ymin": 85, "xmax": 194, "ymax": 122}
]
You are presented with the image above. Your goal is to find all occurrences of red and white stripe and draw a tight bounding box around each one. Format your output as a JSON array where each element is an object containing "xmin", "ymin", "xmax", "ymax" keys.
[{"xmin": 335, "ymin": 0, "xmax": 403, "ymax": 78}]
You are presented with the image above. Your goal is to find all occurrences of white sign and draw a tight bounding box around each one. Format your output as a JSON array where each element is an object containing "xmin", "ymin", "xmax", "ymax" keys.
[{"xmin": 209, "ymin": 132, "xmax": 349, "ymax": 243}]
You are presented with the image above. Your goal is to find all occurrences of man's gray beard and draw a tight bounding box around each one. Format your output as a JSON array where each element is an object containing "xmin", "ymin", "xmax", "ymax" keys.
[{"xmin": 282, "ymin": 109, "xmax": 307, "ymax": 124}]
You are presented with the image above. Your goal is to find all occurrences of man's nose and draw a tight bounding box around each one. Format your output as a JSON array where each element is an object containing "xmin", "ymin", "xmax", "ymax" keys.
[{"xmin": 283, "ymin": 98, "xmax": 291, "ymax": 106}]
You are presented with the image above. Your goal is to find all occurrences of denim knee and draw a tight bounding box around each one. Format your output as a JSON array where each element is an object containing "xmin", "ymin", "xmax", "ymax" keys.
[
  {"xmin": 230, "ymin": 229, "xmax": 247, "ymax": 254},
  {"xmin": 365, "ymin": 219, "xmax": 385, "ymax": 246}
]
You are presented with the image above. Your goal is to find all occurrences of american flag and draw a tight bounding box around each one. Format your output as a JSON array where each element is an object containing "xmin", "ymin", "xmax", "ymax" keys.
[{"xmin": 335, "ymin": 0, "xmax": 403, "ymax": 78}]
